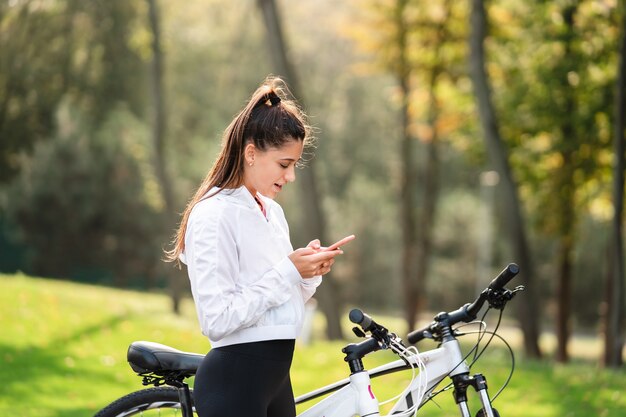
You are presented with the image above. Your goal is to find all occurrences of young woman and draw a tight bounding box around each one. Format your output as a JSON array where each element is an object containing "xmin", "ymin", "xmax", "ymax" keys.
[{"xmin": 166, "ymin": 77, "xmax": 343, "ymax": 417}]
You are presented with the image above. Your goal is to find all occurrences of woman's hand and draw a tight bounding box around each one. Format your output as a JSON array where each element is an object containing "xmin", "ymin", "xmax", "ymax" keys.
[{"xmin": 288, "ymin": 246, "xmax": 341, "ymax": 279}]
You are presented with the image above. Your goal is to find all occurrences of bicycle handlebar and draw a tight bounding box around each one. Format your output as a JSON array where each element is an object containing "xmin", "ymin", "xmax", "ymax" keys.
[
  {"xmin": 407, "ymin": 263, "xmax": 520, "ymax": 344},
  {"xmin": 407, "ymin": 323, "xmax": 435, "ymax": 344},
  {"xmin": 487, "ymin": 263, "xmax": 520, "ymax": 291},
  {"xmin": 349, "ymin": 309, "xmax": 374, "ymax": 331},
  {"xmin": 346, "ymin": 263, "xmax": 520, "ymax": 353}
]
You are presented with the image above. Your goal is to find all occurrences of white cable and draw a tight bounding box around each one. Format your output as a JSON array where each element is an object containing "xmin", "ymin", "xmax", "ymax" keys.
[
  {"xmin": 454, "ymin": 320, "xmax": 487, "ymax": 334},
  {"xmin": 377, "ymin": 339, "xmax": 428, "ymax": 417},
  {"xmin": 404, "ymin": 344, "xmax": 427, "ymax": 416},
  {"xmin": 377, "ymin": 342, "xmax": 416, "ymax": 406}
]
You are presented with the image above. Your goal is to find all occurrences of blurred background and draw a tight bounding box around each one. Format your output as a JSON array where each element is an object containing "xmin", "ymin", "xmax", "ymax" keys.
[{"xmin": 1, "ymin": 0, "xmax": 625, "ymax": 414}]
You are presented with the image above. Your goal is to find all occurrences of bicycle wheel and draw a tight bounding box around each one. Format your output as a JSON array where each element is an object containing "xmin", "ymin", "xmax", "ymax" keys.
[{"xmin": 94, "ymin": 387, "xmax": 196, "ymax": 417}]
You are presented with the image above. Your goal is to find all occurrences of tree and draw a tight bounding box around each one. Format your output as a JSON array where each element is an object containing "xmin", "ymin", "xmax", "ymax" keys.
[
  {"xmin": 410, "ymin": 0, "xmax": 462, "ymax": 330},
  {"xmin": 5, "ymin": 103, "xmax": 163, "ymax": 285},
  {"xmin": 489, "ymin": 0, "xmax": 620, "ymax": 362},
  {"xmin": 391, "ymin": 0, "xmax": 422, "ymax": 331},
  {"xmin": 0, "ymin": 0, "xmax": 145, "ymax": 182},
  {"xmin": 468, "ymin": 0, "xmax": 542, "ymax": 358},
  {"xmin": 552, "ymin": 1, "xmax": 580, "ymax": 364},
  {"xmin": 146, "ymin": 0, "xmax": 186, "ymax": 313},
  {"xmin": 604, "ymin": 0, "xmax": 626, "ymax": 368},
  {"xmin": 349, "ymin": 0, "xmax": 469, "ymax": 330},
  {"xmin": 0, "ymin": 0, "xmax": 163, "ymax": 284},
  {"xmin": 256, "ymin": 0, "xmax": 344, "ymax": 339}
]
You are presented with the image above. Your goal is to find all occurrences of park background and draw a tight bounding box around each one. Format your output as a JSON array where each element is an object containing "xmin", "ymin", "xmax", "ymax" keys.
[{"xmin": 0, "ymin": 0, "xmax": 625, "ymax": 415}]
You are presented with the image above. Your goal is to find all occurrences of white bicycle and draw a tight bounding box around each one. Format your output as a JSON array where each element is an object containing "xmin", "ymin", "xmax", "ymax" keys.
[{"xmin": 94, "ymin": 263, "xmax": 523, "ymax": 417}]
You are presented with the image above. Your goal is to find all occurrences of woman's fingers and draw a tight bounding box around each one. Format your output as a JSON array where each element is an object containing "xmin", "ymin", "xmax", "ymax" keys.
[
  {"xmin": 317, "ymin": 259, "xmax": 334, "ymax": 276},
  {"xmin": 289, "ymin": 248, "xmax": 343, "ymax": 278},
  {"xmin": 310, "ymin": 251, "xmax": 340, "ymax": 277},
  {"xmin": 306, "ymin": 239, "xmax": 321, "ymax": 251},
  {"xmin": 308, "ymin": 249, "xmax": 343, "ymax": 262}
]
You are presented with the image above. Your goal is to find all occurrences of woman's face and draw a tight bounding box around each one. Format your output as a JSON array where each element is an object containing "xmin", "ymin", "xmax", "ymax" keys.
[{"xmin": 243, "ymin": 139, "xmax": 304, "ymax": 199}]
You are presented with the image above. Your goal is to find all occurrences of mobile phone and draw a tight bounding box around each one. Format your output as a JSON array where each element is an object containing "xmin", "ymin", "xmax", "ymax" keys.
[{"xmin": 324, "ymin": 235, "xmax": 355, "ymax": 251}]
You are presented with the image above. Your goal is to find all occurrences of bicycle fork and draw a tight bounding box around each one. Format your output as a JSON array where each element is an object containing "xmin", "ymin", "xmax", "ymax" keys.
[{"xmin": 451, "ymin": 373, "xmax": 499, "ymax": 417}]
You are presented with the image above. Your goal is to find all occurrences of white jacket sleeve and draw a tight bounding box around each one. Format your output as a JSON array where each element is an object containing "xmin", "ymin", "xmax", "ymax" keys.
[
  {"xmin": 299, "ymin": 276, "xmax": 322, "ymax": 303},
  {"xmin": 186, "ymin": 210, "xmax": 301, "ymax": 342}
]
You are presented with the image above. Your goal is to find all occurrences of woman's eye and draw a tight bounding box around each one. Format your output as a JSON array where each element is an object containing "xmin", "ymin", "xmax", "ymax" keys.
[{"xmin": 280, "ymin": 163, "xmax": 289, "ymax": 169}]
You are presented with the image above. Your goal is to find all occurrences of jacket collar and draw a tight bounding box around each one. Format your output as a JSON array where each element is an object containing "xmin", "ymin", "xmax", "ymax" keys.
[{"xmin": 216, "ymin": 186, "xmax": 273, "ymax": 216}]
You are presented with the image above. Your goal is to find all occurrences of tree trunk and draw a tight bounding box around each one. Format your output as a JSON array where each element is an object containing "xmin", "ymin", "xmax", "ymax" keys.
[
  {"xmin": 413, "ymin": 76, "xmax": 440, "ymax": 327},
  {"xmin": 604, "ymin": 0, "xmax": 626, "ymax": 368},
  {"xmin": 256, "ymin": 0, "xmax": 343, "ymax": 339},
  {"xmin": 147, "ymin": 0, "xmax": 183, "ymax": 313},
  {"xmin": 413, "ymin": 3, "xmax": 449, "ymax": 327},
  {"xmin": 554, "ymin": 2, "xmax": 578, "ymax": 364},
  {"xmin": 555, "ymin": 235, "xmax": 573, "ymax": 362},
  {"xmin": 392, "ymin": 0, "xmax": 420, "ymax": 331},
  {"xmin": 468, "ymin": 0, "xmax": 542, "ymax": 358}
]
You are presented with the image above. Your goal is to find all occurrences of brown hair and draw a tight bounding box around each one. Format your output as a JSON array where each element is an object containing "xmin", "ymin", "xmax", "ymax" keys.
[{"xmin": 165, "ymin": 76, "xmax": 310, "ymax": 263}]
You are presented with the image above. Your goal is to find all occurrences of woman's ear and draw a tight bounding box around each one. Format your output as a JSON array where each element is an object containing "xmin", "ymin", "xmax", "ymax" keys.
[{"xmin": 244, "ymin": 143, "xmax": 256, "ymax": 166}]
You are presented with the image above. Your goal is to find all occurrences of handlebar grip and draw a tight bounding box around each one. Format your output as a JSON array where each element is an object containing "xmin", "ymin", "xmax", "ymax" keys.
[
  {"xmin": 349, "ymin": 309, "xmax": 373, "ymax": 331},
  {"xmin": 487, "ymin": 263, "xmax": 520, "ymax": 290},
  {"xmin": 407, "ymin": 324, "xmax": 433, "ymax": 344}
]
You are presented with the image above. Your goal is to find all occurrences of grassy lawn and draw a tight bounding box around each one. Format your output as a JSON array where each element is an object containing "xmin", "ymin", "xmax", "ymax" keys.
[{"xmin": 1, "ymin": 273, "xmax": 624, "ymax": 416}]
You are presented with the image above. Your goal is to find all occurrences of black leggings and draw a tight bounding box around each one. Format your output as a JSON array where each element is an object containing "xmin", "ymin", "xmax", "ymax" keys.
[{"xmin": 193, "ymin": 339, "xmax": 296, "ymax": 417}]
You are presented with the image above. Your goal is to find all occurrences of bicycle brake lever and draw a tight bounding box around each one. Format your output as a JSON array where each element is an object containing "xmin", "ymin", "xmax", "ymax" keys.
[
  {"xmin": 486, "ymin": 286, "xmax": 522, "ymax": 309},
  {"xmin": 385, "ymin": 332, "xmax": 405, "ymax": 350},
  {"xmin": 352, "ymin": 327, "xmax": 366, "ymax": 338},
  {"xmin": 371, "ymin": 329, "xmax": 391, "ymax": 349},
  {"xmin": 503, "ymin": 285, "xmax": 525, "ymax": 300},
  {"xmin": 389, "ymin": 333, "xmax": 404, "ymax": 345},
  {"xmin": 377, "ymin": 335, "xmax": 389, "ymax": 349}
]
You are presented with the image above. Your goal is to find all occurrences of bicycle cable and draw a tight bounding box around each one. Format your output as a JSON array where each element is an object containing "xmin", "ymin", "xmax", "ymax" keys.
[
  {"xmin": 459, "ymin": 328, "xmax": 516, "ymax": 401},
  {"xmin": 378, "ymin": 338, "xmax": 427, "ymax": 417},
  {"xmin": 453, "ymin": 319, "xmax": 488, "ymax": 363},
  {"xmin": 398, "ymin": 341, "xmax": 427, "ymax": 416},
  {"xmin": 426, "ymin": 308, "xmax": 514, "ymax": 405},
  {"xmin": 470, "ymin": 308, "xmax": 504, "ymax": 364},
  {"xmin": 423, "ymin": 306, "xmax": 498, "ymax": 404},
  {"xmin": 377, "ymin": 341, "xmax": 417, "ymax": 406}
]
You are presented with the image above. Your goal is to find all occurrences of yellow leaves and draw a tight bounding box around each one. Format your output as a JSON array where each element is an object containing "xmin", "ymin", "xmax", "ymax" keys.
[
  {"xmin": 490, "ymin": 3, "xmax": 515, "ymax": 27},
  {"xmin": 529, "ymin": 132, "xmax": 553, "ymax": 153},
  {"xmin": 568, "ymin": 71, "xmax": 580, "ymax": 87},
  {"xmin": 588, "ymin": 193, "xmax": 613, "ymax": 221},
  {"xmin": 414, "ymin": 122, "xmax": 435, "ymax": 143},
  {"xmin": 128, "ymin": 20, "xmax": 152, "ymax": 62},
  {"xmin": 545, "ymin": 152, "xmax": 565, "ymax": 170}
]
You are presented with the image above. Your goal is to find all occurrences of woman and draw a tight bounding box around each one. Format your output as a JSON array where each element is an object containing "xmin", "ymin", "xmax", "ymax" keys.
[{"xmin": 166, "ymin": 77, "xmax": 343, "ymax": 417}]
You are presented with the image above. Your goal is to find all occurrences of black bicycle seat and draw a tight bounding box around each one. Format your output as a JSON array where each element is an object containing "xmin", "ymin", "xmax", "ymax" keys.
[{"xmin": 127, "ymin": 341, "xmax": 204, "ymax": 375}]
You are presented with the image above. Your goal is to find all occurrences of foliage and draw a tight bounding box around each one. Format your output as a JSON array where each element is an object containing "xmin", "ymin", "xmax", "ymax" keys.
[
  {"xmin": 488, "ymin": 0, "xmax": 621, "ymax": 331},
  {"xmin": 0, "ymin": 0, "xmax": 146, "ymax": 182},
  {"xmin": 3, "ymin": 102, "xmax": 164, "ymax": 286},
  {"xmin": 1, "ymin": 273, "xmax": 624, "ymax": 417},
  {"xmin": 492, "ymin": 0, "xmax": 618, "ymax": 234},
  {"xmin": 161, "ymin": 0, "xmax": 273, "ymax": 195}
]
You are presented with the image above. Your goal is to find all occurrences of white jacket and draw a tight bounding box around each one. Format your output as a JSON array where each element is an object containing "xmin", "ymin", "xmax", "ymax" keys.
[{"xmin": 181, "ymin": 186, "xmax": 321, "ymax": 348}]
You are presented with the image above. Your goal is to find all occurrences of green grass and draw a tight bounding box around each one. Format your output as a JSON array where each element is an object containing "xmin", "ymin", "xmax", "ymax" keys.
[{"xmin": 1, "ymin": 273, "xmax": 625, "ymax": 416}]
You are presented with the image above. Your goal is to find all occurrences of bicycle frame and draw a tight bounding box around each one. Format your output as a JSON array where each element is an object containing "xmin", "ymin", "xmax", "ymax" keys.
[{"xmin": 295, "ymin": 338, "xmax": 494, "ymax": 417}]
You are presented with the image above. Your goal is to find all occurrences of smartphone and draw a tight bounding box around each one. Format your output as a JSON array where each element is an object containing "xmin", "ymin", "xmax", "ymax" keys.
[{"xmin": 324, "ymin": 234, "xmax": 355, "ymax": 251}]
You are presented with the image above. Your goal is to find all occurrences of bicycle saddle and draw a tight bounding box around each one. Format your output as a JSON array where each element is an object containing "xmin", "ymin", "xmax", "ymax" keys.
[{"xmin": 127, "ymin": 341, "xmax": 204, "ymax": 375}]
